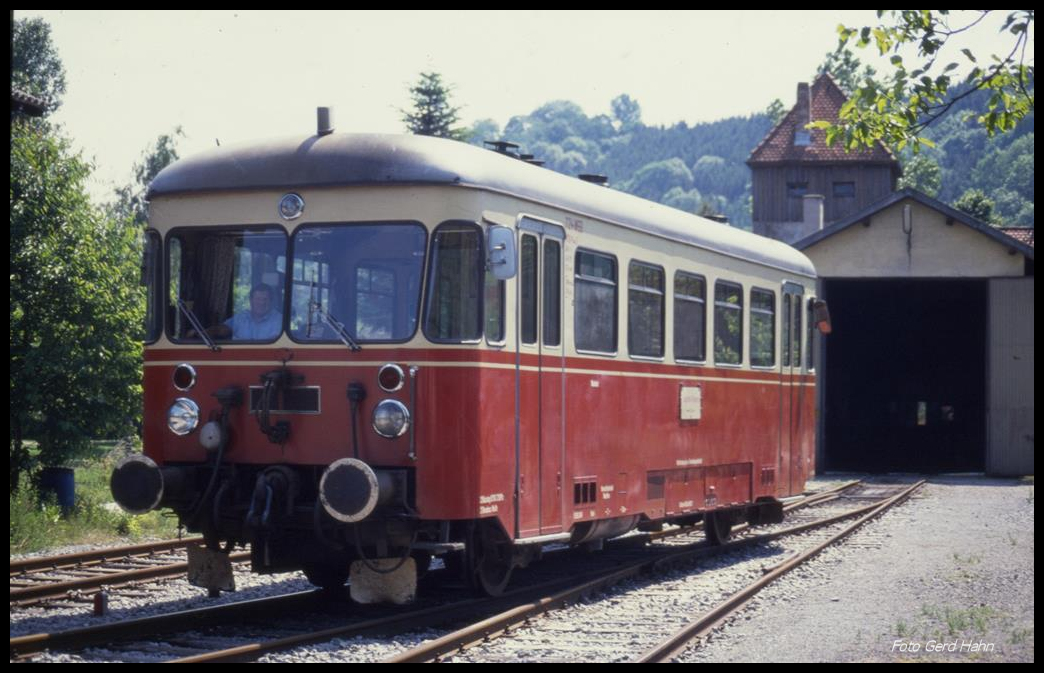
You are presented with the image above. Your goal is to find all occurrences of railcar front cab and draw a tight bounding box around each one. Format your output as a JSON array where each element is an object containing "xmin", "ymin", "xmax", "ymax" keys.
[{"xmin": 113, "ymin": 211, "xmax": 494, "ymax": 597}]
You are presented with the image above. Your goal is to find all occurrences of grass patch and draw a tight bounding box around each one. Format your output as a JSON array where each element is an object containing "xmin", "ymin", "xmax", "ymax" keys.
[{"xmin": 10, "ymin": 439, "xmax": 179, "ymax": 555}]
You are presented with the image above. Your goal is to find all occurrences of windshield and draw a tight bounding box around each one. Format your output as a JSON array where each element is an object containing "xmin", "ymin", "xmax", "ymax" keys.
[
  {"xmin": 289, "ymin": 222, "xmax": 426, "ymax": 343},
  {"xmin": 168, "ymin": 227, "xmax": 288, "ymax": 343}
]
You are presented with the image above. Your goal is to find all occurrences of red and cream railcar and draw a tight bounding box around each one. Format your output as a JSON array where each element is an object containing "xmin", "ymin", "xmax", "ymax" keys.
[{"xmin": 112, "ymin": 117, "xmax": 824, "ymax": 598}]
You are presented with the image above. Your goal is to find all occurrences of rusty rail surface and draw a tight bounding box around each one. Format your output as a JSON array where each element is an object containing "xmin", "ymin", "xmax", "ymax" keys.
[{"xmin": 638, "ymin": 480, "xmax": 925, "ymax": 663}]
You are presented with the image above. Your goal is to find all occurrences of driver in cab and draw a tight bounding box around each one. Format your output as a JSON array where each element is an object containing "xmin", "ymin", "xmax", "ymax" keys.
[{"xmin": 207, "ymin": 283, "xmax": 283, "ymax": 340}]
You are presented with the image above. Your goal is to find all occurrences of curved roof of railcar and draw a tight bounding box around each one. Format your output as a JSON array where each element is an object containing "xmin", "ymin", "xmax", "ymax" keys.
[{"xmin": 149, "ymin": 133, "xmax": 815, "ymax": 277}]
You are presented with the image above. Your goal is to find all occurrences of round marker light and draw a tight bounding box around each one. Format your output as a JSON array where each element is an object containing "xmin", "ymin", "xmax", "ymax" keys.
[
  {"xmin": 173, "ymin": 363, "xmax": 197, "ymax": 391},
  {"xmin": 372, "ymin": 399, "xmax": 410, "ymax": 438},
  {"xmin": 167, "ymin": 398, "xmax": 200, "ymax": 436},
  {"xmin": 377, "ymin": 363, "xmax": 405, "ymax": 392},
  {"xmin": 278, "ymin": 193, "xmax": 305, "ymax": 220}
]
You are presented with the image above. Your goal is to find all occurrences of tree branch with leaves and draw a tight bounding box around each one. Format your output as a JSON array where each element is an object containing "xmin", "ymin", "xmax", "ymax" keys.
[{"xmin": 816, "ymin": 10, "xmax": 1034, "ymax": 153}]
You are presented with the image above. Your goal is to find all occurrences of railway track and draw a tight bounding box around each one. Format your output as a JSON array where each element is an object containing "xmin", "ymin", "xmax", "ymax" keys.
[
  {"xmin": 11, "ymin": 480, "xmax": 920, "ymax": 662},
  {"xmin": 638, "ymin": 480, "xmax": 924, "ymax": 662},
  {"xmin": 387, "ymin": 480, "xmax": 923, "ymax": 663},
  {"xmin": 10, "ymin": 538, "xmax": 249, "ymax": 606}
]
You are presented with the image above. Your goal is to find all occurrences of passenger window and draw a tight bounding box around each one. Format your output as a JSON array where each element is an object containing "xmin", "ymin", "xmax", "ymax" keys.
[
  {"xmin": 750, "ymin": 288, "xmax": 776, "ymax": 367},
  {"xmin": 674, "ymin": 271, "xmax": 706, "ymax": 363},
  {"xmin": 143, "ymin": 230, "xmax": 162, "ymax": 343},
  {"xmin": 543, "ymin": 239, "xmax": 561, "ymax": 347},
  {"xmin": 714, "ymin": 280, "xmax": 743, "ymax": 365},
  {"xmin": 628, "ymin": 261, "xmax": 664, "ymax": 358},
  {"xmin": 423, "ymin": 222, "xmax": 483, "ymax": 342},
  {"xmin": 791, "ymin": 295, "xmax": 802, "ymax": 368},
  {"xmin": 520, "ymin": 235, "xmax": 538, "ymax": 345},
  {"xmin": 575, "ymin": 250, "xmax": 617, "ymax": 354},
  {"xmin": 806, "ymin": 297, "xmax": 816, "ymax": 371},
  {"xmin": 484, "ymin": 270, "xmax": 505, "ymax": 344}
]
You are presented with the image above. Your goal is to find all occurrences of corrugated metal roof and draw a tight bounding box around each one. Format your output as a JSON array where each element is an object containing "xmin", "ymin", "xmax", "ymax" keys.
[{"xmin": 148, "ymin": 132, "xmax": 817, "ymax": 278}]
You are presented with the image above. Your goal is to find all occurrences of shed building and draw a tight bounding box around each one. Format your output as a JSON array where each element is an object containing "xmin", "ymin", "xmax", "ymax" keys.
[{"xmin": 794, "ymin": 189, "xmax": 1034, "ymax": 476}]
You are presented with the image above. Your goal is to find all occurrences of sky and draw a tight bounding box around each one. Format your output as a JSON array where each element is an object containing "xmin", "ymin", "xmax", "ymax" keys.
[{"xmin": 15, "ymin": 10, "xmax": 1033, "ymax": 205}]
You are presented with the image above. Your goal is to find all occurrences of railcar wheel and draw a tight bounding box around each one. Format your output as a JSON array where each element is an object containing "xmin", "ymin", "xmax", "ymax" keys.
[
  {"xmin": 705, "ymin": 512, "xmax": 733, "ymax": 545},
  {"xmin": 467, "ymin": 522, "xmax": 514, "ymax": 596}
]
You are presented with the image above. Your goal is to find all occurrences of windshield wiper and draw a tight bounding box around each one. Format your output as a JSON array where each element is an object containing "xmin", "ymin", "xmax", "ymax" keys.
[
  {"xmin": 177, "ymin": 299, "xmax": 221, "ymax": 352},
  {"xmin": 310, "ymin": 301, "xmax": 361, "ymax": 352}
]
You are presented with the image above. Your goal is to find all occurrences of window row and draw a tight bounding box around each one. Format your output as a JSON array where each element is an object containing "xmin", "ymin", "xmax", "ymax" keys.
[
  {"xmin": 572, "ymin": 249, "xmax": 816, "ymax": 370},
  {"xmin": 151, "ymin": 220, "xmax": 815, "ymax": 370}
]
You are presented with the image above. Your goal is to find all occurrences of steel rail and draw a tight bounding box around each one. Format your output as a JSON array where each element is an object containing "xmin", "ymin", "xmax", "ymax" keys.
[
  {"xmin": 386, "ymin": 482, "xmax": 912, "ymax": 664},
  {"xmin": 10, "ymin": 537, "xmax": 205, "ymax": 576},
  {"xmin": 10, "ymin": 550, "xmax": 250, "ymax": 603},
  {"xmin": 637, "ymin": 480, "xmax": 925, "ymax": 663},
  {"xmin": 10, "ymin": 589, "xmax": 318, "ymax": 659},
  {"xmin": 13, "ymin": 482, "xmax": 900, "ymax": 663}
]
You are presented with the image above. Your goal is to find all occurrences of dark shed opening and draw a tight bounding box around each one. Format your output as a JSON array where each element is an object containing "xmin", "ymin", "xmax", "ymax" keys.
[{"xmin": 823, "ymin": 279, "xmax": 987, "ymax": 473}]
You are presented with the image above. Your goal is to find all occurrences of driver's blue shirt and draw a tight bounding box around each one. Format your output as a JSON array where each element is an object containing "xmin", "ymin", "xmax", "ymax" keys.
[{"xmin": 224, "ymin": 309, "xmax": 282, "ymax": 340}]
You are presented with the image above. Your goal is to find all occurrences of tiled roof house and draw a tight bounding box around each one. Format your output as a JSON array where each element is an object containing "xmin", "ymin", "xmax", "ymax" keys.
[{"xmin": 748, "ymin": 73, "xmax": 901, "ymax": 243}]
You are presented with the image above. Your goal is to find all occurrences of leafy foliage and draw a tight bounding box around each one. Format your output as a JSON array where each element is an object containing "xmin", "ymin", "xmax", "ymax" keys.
[
  {"xmin": 11, "ymin": 18, "xmax": 67, "ymax": 114},
  {"xmin": 11, "ymin": 119, "xmax": 144, "ymax": 487},
  {"xmin": 110, "ymin": 127, "xmax": 185, "ymax": 226},
  {"xmin": 476, "ymin": 98, "xmax": 771, "ymax": 229},
  {"xmin": 465, "ymin": 53, "xmax": 1030, "ymax": 229},
  {"xmin": 823, "ymin": 10, "xmax": 1034, "ymax": 153},
  {"xmin": 954, "ymin": 188, "xmax": 997, "ymax": 224}
]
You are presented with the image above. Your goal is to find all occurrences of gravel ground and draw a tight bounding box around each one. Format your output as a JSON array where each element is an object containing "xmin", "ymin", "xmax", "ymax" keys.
[
  {"xmin": 683, "ymin": 474, "xmax": 1035, "ymax": 663},
  {"xmin": 11, "ymin": 474, "xmax": 1034, "ymax": 663}
]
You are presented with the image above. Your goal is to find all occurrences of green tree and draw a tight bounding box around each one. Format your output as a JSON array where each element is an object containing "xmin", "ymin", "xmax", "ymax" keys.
[
  {"xmin": 897, "ymin": 153, "xmax": 943, "ymax": 197},
  {"xmin": 969, "ymin": 133, "xmax": 1034, "ymax": 225},
  {"xmin": 622, "ymin": 158, "xmax": 694, "ymax": 201},
  {"xmin": 610, "ymin": 94, "xmax": 643, "ymax": 132},
  {"xmin": 821, "ymin": 10, "xmax": 1034, "ymax": 152},
  {"xmin": 817, "ymin": 46, "xmax": 877, "ymax": 94},
  {"xmin": 11, "ymin": 17, "xmax": 67, "ymax": 114},
  {"xmin": 11, "ymin": 17, "xmax": 144, "ymax": 490},
  {"xmin": 954, "ymin": 188, "xmax": 998, "ymax": 224},
  {"xmin": 11, "ymin": 120, "xmax": 144, "ymax": 489},
  {"xmin": 110, "ymin": 127, "xmax": 185, "ymax": 226},
  {"xmin": 764, "ymin": 99, "xmax": 787, "ymax": 126},
  {"xmin": 401, "ymin": 72, "xmax": 468, "ymax": 140},
  {"xmin": 468, "ymin": 118, "xmax": 501, "ymax": 147}
]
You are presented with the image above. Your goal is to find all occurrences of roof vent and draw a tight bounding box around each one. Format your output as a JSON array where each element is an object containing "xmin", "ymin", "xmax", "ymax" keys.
[
  {"xmin": 484, "ymin": 140, "xmax": 521, "ymax": 158},
  {"xmin": 578, "ymin": 174, "xmax": 609, "ymax": 186},
  {"xmin": 520, "ymin": 154, "xmax": 545, "ymax": 167},
  {"xmin": 317, "ymin": 107, "xmax": 334, "ymax": 136}
]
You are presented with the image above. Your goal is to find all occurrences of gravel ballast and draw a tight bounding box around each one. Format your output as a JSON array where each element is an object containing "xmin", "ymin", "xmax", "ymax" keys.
[
  {"xmin": 10, "ymin": 474, "xmax": 1034, "ymax": 662},
  {"xmin": 682, "ymin": 475, "xmax": 1034, "ymax": 663}
]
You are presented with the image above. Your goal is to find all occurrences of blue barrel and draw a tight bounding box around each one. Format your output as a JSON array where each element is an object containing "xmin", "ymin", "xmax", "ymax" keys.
[{"xmin": 39, "ymin": 467, "xmax": 76, "ymax": 514}]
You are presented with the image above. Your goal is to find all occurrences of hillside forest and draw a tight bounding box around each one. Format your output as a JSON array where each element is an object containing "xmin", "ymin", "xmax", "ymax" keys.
[{"xmin": 465, "ymin": 87, "xmax": 1033, "ymax": 230}]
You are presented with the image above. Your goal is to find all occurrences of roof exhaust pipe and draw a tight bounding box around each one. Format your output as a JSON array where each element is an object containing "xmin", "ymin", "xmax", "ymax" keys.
[{"xmin": 317, "ymin": 107, "xmax": 334, "ymax": 136}]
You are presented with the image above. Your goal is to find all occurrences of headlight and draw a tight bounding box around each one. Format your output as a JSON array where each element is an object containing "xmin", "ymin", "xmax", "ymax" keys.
[
  {"xmin": 167, "ymin": 398, "xmax": 200, "ymax": 436},
  {"xmin": 372, "ymin": 399, "xmax": 410, "ymax": 438}
]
